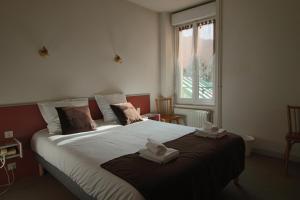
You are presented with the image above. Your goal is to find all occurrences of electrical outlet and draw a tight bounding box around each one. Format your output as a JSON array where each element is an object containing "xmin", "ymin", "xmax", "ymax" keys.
[
  {"xmin": 4, "ymin": 131, "xmax": 14, "ymax": 138},
  {"xmin": 7, "ymin": 162, "xmax": 16, "ymax": 171}
]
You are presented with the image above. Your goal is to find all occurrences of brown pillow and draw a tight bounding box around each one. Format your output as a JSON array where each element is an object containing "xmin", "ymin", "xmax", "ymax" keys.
[
  {"xmin": 110, "ymin": 102, "xmax": 143, "ymax": 125},
  {"xmin": 56, "ymin": 106, "xmax": 96, "ymax": 135}
]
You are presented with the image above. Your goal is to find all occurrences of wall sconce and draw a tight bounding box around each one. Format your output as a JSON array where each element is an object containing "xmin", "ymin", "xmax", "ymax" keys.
[
  {"xmin": 114, "ymin": 54, "xmax": 123, "ymax": 64},
  {"xmin": 39, "ymin": 46, "xmax": 49, "ymax": 58}
]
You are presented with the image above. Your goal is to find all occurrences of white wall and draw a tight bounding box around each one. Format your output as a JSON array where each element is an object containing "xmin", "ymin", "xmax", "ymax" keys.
[
  {"xmin": 0, "ymin": 0, "xmax": 160, "ymax": 109},
  {"xmin": 222, "ymin": 0, "xmax": 300, "ymax": 159}
]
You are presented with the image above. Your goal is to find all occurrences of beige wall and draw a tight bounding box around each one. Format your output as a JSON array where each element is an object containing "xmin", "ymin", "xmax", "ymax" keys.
[
  {"xmin": 222, "ymin": 0, "xmax": 300, "ymax": 159},
  {"xmin": 0, "ymin": 0, "xmax": 160, "ymax": 109}
]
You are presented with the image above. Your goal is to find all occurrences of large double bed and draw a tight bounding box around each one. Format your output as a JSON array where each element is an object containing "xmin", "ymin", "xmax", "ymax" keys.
[{"xmin": 31, "ymin": 119, "xmax": 245, "ymax": 200}]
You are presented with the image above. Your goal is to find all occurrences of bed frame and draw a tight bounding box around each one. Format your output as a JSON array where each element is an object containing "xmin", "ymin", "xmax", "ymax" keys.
[
  {"xmin": 1, "ymin": 93, "xmax": 242, "ymax": 198},
  {"xmin": 36, "ymin": 153, "xmax": 95, "ymax": 200}
]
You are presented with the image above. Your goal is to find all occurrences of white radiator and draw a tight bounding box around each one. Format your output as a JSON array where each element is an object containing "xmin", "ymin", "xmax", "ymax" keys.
[{"xmin": 174, "ymin": 108, "xmax": 211, "ymax": 128}]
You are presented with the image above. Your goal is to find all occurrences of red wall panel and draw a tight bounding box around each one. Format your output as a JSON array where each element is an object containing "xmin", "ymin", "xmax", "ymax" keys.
[{"xmin": 127, "ymin": 95, "xmax": 150, "ymax": 115}]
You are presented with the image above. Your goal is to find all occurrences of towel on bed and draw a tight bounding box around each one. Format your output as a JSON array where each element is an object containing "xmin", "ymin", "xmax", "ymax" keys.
[
  {"xmin": 145, "ymin": 138, "xmax": 168, "ymax": 156},
  {"xmin": 139, "ymin": 148, "xmax": 179, "ymax": 164},
  {"xmin": 194, "ymin": 129, "xmax": 227, "ymax": 139}
]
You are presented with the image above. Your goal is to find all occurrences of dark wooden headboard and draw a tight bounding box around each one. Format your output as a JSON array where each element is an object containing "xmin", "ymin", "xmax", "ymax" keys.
[{"xmin": 0, "ymin": 94, "xmax": 150, "ymax": 183}]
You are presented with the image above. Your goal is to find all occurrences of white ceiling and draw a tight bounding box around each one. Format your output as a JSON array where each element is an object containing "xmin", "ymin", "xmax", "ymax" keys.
[{"xmin": 127, "ymin": 0, "xmax": 209, "ymax": 13}]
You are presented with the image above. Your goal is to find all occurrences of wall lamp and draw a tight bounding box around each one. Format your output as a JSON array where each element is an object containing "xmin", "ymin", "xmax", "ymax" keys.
[
  {"xmin": 39, "ymin": 46, "xmax": 49, "ymax": 58},
  {"xmin": 114, "ymin": 54, "xmax": 123, "ymax": 64}
]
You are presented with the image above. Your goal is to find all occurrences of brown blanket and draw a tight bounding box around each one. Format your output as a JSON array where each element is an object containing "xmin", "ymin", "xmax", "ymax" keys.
[{"xmin": 101, "ymin": 131, "xmax": 245, "ymax": 200}]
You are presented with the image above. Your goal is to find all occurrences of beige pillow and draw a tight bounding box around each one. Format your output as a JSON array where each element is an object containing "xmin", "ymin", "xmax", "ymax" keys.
[{"xmin": 110, "ymin": 102, "xmax": 143, "ymax": 125}]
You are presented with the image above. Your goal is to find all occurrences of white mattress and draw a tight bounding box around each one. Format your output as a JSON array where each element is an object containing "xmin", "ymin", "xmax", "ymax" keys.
[{"xmin": 31, "ymin": 119, "xmax": 196, "ymax": 200}]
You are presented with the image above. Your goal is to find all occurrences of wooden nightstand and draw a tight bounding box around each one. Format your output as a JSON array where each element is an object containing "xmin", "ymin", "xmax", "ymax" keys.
[{"xmin": 142, "ymin": 113, "xmax": 161, "ymax": 121}]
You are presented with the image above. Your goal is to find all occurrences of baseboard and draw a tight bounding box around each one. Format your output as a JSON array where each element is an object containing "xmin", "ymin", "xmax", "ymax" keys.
[{"xmin": 252, "ymin": 148, "xmax": 300, "ymax": 163}]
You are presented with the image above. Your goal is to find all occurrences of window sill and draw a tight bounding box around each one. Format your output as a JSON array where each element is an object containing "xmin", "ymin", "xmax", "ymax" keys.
[{"xmin": 174, "ymin": 104, "xmax": 215, "ymax": 111}]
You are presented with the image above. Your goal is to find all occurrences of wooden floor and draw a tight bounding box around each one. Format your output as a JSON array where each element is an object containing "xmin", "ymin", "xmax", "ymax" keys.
[{"xmin": 1, "ymin": 154, "xmax": 300, "ymax": 200}]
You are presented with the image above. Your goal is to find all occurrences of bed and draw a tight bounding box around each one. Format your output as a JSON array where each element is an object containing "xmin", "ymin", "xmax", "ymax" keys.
[{"xmin": 31, "ymin": 119, "xmax": 245, "ymax": 200}]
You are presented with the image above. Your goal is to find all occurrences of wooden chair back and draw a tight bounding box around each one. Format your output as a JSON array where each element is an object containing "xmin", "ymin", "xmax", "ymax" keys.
[
  {"xmin": 287, "ymin": 105, "xmax": 300, "ymax": 134},
  {"xmin": 285, "ymin": 105, "xmax": 300, "ymax": 175},
  {"xmin": 155, "ymin": 97, "xmax": 174, "ymax": 115}
]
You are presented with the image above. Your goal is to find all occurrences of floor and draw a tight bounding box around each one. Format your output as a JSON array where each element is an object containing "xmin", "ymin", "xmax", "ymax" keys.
[
  {"xmin": 1, "ymin": 154, "xmax": 300, "ymax": 200},
  {"xmin": 220, "ymin": 155, "xmax": 300, "ymax": 200}
]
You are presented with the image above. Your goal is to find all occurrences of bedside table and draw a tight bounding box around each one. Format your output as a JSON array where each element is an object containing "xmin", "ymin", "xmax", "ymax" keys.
[
  {"xmin": 142, "ymin": 113, "xmax": 161, "ymax": 121},
  {"xmin": 0, "ymin": 138, "xmax": 23, "ymax": 160}
]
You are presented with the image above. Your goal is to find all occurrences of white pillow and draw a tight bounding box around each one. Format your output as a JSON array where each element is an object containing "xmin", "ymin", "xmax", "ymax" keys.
[
  {"xmin": 38, "ymin": 98, "xmax": 88, "ymax": 134},
  {"xmin": 95, "ymin": 93, "xmax": 127, "ymax": 122}
]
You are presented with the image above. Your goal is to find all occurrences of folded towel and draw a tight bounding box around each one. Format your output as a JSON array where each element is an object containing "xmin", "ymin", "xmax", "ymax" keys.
[
  {"xmin": 203, "ymin": 121, "xmax": 213, "ymax": 130},
  {"xmin": 195, "ymin": 128, "xmax": 227, "ymax": 139},
  {"xmin": 139, "ymin": 148, "xmax": 179, "ymax": 164},
  {"xmin": 203, "ymin": 121, "xmax": 219, "ymax": 131},
  {"xmin": 145, "ymin": 138, "xmax": 167, "ymax": 156}
]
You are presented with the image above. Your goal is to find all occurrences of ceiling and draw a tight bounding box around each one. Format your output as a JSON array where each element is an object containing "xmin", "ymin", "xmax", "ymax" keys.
[{"xmin": 127, "ymin": 0, "xmax": 209, "ymax": 13}]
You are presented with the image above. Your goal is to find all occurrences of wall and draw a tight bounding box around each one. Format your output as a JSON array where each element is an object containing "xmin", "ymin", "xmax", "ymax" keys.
[
  {"xmin": 222, "ymin": 0, "xmax": 300, "ymax": 159},
  {"xmin": 0, "ymin": 0, "xmax": 160, "ymax": 109}
]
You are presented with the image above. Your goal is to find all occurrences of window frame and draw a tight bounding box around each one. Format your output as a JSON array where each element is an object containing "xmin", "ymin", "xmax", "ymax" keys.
[{"xmin": 174, "ymin": 17, "xmax": 217, "ymax": 106}]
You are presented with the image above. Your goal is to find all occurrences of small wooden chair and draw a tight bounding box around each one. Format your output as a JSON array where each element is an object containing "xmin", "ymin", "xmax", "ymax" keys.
[
  {"xmin": 155, "ymin": 97, "xmax": 184, "ymax": 124},
  {"xmin": 284, "ymin": 105, "xmax": 300, "ymax": 175}
]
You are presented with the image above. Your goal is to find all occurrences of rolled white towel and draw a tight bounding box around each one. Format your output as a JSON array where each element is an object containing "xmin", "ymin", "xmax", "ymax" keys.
[
  {"xmin": 195, "ymin": 128, "xmax": 226, "ymax": 139},
  {"xmin": 203, "ymin": 121, "xmax": 220, "ymax": 131},
  {"xmin": 145, "ymin": 138, "xmax": 167, "ymax": 156},
  {"xmin": 203, "ymin": 121, "xmax": 213, "ymax": 130},
  {"xmin": 139, "ymin": 148, "xmax": 179, "ymax": 164}
]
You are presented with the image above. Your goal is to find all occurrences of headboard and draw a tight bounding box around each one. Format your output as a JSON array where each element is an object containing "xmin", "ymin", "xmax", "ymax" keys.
[
  {"xmin": 0, "ymin": 94, "xmax": 150, "ymax": 144},
  {"xmin": 0, "ymin": 94, "xmax": 150, "ymax": 183}
]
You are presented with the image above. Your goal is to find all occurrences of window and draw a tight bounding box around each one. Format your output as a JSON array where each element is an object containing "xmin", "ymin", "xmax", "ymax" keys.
[{"xmin": 175, "ymin": 19, "xmax": 216, "ymax": 105}]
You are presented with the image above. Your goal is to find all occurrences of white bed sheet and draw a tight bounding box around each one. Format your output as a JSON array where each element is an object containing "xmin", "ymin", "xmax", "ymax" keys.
[{"xmin": 31, "ymin": 120, "xmax": 196, "ymax": 200}]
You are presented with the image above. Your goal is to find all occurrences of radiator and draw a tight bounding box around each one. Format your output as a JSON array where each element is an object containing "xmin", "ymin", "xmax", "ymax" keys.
[{"xmin": 174, "ymin": 108, "xmax": 212, "ymax": 128}]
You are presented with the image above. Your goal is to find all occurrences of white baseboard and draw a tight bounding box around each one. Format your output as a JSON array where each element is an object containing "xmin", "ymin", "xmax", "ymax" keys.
[{"xmin": 252, "ymin": 148, "xmax": 300, "ymax": 163}]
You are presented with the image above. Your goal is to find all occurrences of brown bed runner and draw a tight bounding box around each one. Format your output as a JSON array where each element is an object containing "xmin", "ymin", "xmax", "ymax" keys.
[{"xmin": 101, "ymin": 131, "xmax": 245, "ymax": 200}]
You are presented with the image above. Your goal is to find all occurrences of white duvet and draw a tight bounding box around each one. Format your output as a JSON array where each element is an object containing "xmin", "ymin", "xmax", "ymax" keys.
[{"xmin": 31, "ymin": 120, "xmax": 196, "ymax": 200}]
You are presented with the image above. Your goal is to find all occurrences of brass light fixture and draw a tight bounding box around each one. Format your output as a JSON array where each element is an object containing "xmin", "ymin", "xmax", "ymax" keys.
[
  {"xmin": 39, "ymin": 46, "xmax": 49, "ymax": 58},
  {"xmin": 114, "ymin": 54, "xmax": 123, "ymax": 64}
]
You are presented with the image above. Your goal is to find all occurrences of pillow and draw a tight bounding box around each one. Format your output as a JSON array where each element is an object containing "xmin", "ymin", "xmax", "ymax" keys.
[
  {"xmin": 110, "ymin": 102, "xmax": 143, "ymax": 125},
  {"xmin": 56, "ymin": 106, "xmax": 96, "ymax": 135},
  {"xmin": 38, "ymin": 98, "xmax": 88, "ymax": 134},
  {"xmin": 95, "ymin": 93, "xmax": 127, "ymax": 122}
]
